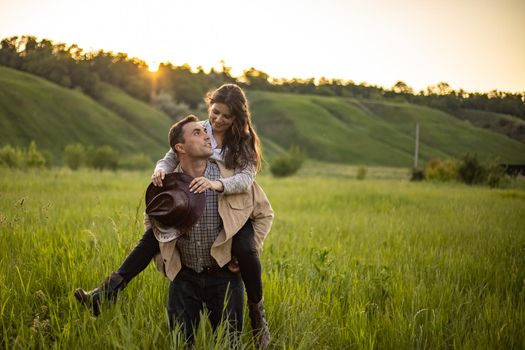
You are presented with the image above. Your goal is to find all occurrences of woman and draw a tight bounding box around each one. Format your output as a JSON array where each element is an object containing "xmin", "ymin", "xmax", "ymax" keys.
[{"xmin": 75, "ymin": 84, "xmax": 270, "ymax": 348}]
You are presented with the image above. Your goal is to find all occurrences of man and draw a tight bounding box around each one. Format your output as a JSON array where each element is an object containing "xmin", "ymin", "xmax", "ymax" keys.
[{"xmin": 151, "ymin": 115, "xmax": 273, "ymax": 344}]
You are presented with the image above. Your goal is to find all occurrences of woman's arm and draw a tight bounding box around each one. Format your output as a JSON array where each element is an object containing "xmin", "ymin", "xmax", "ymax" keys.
[
  {"xmin": 189, "ymin": 163, "xmax": 256, "ymax": 194},
  {"xmin": 151, "ymin": 149, "xmax": 179, "ymax": 186},
  {"xmin": 220, "ymin": 164, "xmax": 256, "ymax": 194},
  {"xmin": 155, "ymin": 148, "xmax": 179, "ymax": 173}
]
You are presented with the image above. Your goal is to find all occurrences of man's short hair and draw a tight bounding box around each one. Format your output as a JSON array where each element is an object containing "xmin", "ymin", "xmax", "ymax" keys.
[{"xmin": 168, "ymin": 115, "xmax": 200, "ymax": 153}]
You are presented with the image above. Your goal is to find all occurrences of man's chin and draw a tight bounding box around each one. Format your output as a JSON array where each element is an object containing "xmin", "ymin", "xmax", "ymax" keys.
[{"xmin": 202, "ymin": 150, "xmax": 213, "ymax": 158}]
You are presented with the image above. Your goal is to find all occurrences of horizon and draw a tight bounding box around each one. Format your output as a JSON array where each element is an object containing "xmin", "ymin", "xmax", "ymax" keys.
[{"xmin": 0, "ymin": 0, "xmax": 524, "ymax": 94}]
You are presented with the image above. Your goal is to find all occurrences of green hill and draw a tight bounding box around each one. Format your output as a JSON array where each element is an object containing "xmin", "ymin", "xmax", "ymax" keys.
[
  {"xmin": 0, "ymin": 66, "xmax": 172, "ymax": 163},
  {"xmin": 249, "ymin": 91, "xmax": 525, "ymax": 166},
  {"xmin": 455, "ymin": 109, "xmax": 525, "ymax": 144},
  {"xmin": 1, "ymin": 66, "xmax": 524, "ymax": 167}
]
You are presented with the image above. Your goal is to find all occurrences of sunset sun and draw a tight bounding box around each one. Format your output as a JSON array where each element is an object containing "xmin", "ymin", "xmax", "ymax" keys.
[{"xmin": 146, "ymin": 60, "xmax": 160, "ymax": 73}]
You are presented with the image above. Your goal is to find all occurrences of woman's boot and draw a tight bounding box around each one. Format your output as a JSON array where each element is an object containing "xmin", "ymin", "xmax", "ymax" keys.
[
  {"xmin": 74, "ymin": 272, "xmax": 127, "ymax": 316},
  {"xmin": 248, "ymin": 299, "xmax": 270, "ymax": 349}
]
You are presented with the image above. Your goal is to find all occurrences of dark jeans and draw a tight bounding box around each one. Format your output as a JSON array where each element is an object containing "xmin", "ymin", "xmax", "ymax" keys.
[
  {"xmin": 167, "ymin": 265, "xmax": 244, "ymax": 342},
  {"xmin": 116, "ymin": 227, "xmax": 160, "ymax": 283},
  {"xmin": 231, "ymin": 220, "xmax": 263, "ymax": 303},
  {"xmin": 117, "ymin": 221, "xmax": 264, "ymax": 304}
]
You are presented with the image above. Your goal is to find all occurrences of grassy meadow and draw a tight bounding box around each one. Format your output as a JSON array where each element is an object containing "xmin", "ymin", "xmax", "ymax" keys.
[{"xmin": 1, "ymin": 167, "xmax": 525, "ymax": 349}]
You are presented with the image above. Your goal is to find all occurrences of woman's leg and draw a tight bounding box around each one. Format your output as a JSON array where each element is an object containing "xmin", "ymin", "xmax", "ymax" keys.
[
  {"xmin": 74, "ymin": 228, "xmax": 159, "ymax": 315},
  {"xmin": 116, "ymin": 227, "xmax": 160, "ymax": 283},
  {"xmin": 231, "ymin": 220, "xmax": 262, "ymax": 304},
  {"xmin": 231, "ymin": 220, "xmax": 270, "ymax": 348}
]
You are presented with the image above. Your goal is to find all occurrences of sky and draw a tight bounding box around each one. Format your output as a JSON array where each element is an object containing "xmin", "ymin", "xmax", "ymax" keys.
[{"xmin": 0, "ymin": 0, "xmax": 524, "ymax": 93}]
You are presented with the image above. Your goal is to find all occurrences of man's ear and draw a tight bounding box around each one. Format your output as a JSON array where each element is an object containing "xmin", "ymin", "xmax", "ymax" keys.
[{"xmin": 174, "ymin": 143, "xmax": 185, "ymax": 154}]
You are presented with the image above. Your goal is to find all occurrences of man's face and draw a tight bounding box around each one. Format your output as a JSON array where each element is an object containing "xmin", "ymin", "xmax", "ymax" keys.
[{"xmin": 177, "ymin": 122, "xmax": 213, "ymax": 159}]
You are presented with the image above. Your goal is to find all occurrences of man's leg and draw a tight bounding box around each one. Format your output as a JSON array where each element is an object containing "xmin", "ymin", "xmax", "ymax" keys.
[
  {"xmin": 204, "ymin": 269, "xmax": 244, "ymax": 337},
  {"xmin": 167, "ymin": 266, "xmax": 204, "ymax": 343}
]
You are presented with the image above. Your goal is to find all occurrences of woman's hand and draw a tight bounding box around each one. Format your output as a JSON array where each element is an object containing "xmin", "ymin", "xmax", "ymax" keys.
[
  {"xmin": 227, "ymin": 257, "xmax": 240, "ymax": 273},
  {"xmin": 190, "ymin": 177, "xmax": 224, "ymax": 193},
  {"xmin": 151, "ymin": 169, "xmax": 166, "ymax": 187}
]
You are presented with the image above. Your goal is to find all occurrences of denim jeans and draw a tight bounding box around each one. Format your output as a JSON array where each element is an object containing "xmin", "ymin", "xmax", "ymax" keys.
[{"xmin": 167, "ymin": 265, "xmax": 244, "ymax": 342}]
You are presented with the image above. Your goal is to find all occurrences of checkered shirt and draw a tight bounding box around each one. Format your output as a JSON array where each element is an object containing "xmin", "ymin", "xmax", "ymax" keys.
[{"xmin": 176, "ymin": 161, "xmax": 222, "ymax": 272}]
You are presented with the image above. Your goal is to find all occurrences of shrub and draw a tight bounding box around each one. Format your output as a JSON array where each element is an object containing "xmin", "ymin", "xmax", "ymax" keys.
[
  {"xmin": 424, "ymin": 158, "xmax": 459, "ymax": 182},
  {"xmin": 356, "ymin": 166, "xmax": 367, "ymax": 180},
  {"xmin": 119, "ymin": 153, "xmax": 153, "ymax": 170},
  {"xmin": 92, "ymin": 145, "xmax": 119, "ymax": 171},
  {"xmin": 457, "ymin": 153, "xmax": 486, "ymax": 185},
  {"xmin": 0, "ymin": 145, "xmax": 25, "ymax": 168},
  {"xmin": 26, "ymin": 141, "xmax": 46, "ymax": 168},
  {"xmin": 410, "ymin": 167, "xmax": 424, "ymax": 181},
  {"xmin": 270, "ymin": 147, "xmax": 305, "ymax": 177},
  {"xmin": 152, "ymin": 91, "xmax": 192, "ymax": 120},
  {"xmin": 486, "ymin": 161, "xmax": 509, "ymax": 188},
  {"xmin": 64, "ymin": 144, "xmax": 86, "ymax": 170}
]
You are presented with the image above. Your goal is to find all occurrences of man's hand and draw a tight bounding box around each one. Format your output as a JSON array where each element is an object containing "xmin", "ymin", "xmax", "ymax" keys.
[
  {"xmin": 151, "ymin": 169, "xmax": 166, "ymax": 187},
  {"xmin": 190, "ymin": 177, "xmax": 224, "ymax": 193}
]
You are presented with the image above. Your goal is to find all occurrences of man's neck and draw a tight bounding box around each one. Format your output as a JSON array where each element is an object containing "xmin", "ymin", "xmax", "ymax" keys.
[{"xmin": 179, "ymin": 157, "xmax": 208, "ymax": 178}]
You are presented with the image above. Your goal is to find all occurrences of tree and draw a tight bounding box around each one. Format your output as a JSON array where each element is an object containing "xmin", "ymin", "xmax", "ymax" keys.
[
  {"xmin": 92, "ymin": 146, "xmax": 119, "ymax": 171},
  {"xmin": 392, "ymin": 80, "xmax": 414, "ymax": 94},
  {"xmin": 64, "ymin": 144, "xmax": 86, "ymax": 170},
  {"xmin": 426, "ymin": 82, "xmax": 452, "ymax": 95},
  {"xmin": 26, "ymin": 141, "xmax": 46, "ymax": 167},
  {"xmin": 242, "ymin": 67, "xmax": 271, "ymax": 90}
]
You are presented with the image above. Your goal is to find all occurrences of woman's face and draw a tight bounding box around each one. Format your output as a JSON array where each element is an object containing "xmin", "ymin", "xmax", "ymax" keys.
[{"xmin": 209, "ymin": 102, "xmax": 234, "ymax": 134}]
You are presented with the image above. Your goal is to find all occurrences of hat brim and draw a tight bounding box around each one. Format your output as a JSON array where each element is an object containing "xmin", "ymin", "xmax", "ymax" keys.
[{"xmin": 145, "ymin": 172, "xmax": 205, "ymax": 233}]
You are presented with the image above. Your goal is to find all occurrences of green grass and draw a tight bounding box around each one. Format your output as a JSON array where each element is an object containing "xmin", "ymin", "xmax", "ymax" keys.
[{"xmin": 1, "ymin": 167, "xmax": 524, "ymax": 349}]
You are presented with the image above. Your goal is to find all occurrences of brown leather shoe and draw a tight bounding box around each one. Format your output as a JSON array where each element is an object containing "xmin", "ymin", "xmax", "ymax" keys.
[
  {"xmin": 248, "ymin": 299, "xmax": 271, "ymax": 349},
  {"xmin": 74, "ymin": 273, "xmax": 127, "ymax": 316}
]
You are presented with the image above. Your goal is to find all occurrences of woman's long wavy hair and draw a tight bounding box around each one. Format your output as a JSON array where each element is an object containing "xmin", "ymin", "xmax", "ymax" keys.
[{"xmin": 206, "ymin": 84, "xmax": 262, "ymax": 172}]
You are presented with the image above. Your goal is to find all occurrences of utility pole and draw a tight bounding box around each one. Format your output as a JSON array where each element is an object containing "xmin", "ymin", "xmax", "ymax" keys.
[{"xmin": 414, "ymin": 122, "xmax": 420, "ymax": 169}]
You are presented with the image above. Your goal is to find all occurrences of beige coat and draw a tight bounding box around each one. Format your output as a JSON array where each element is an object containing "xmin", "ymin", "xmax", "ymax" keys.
[{"xmin": 153, "ymin": 161, "xmax": 274, "ymax": 281}]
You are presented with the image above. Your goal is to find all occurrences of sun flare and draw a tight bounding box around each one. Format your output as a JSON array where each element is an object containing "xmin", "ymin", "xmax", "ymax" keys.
[{"xmin": 147, "ymin": 60, "xmax": 160, "ymax": 73}]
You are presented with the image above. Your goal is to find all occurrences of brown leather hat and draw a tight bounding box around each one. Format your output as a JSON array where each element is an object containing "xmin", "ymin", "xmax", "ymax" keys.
[{"xmin": 145, "ymin": 173, "xmax": 205, "ymax": 234}]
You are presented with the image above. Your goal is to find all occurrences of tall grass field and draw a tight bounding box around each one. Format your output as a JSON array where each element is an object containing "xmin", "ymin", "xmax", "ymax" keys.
[{"xmin": 1, "ymin": 167, "xmax": 524, "ymax": 349}]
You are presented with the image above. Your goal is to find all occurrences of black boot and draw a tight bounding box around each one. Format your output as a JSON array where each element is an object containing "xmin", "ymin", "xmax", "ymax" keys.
[
  {"xmin": 248, "ymin": 299, "xmax": 270, "ymax": 349},
  {"xmin": 74, "ymin": 273, "xmax": 127, "ymax": 316}
]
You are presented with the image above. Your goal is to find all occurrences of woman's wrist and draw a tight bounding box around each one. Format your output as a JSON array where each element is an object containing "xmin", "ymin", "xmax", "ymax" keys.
[{"xmin": 212, "ymin": 180, "xmax": 224, "ymax": 193}]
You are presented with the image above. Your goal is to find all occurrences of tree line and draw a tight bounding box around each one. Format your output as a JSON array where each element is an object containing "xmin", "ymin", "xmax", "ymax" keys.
[{"xmin": 1, "ymin": 35, "xmax": 524, "ymax": 121}]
